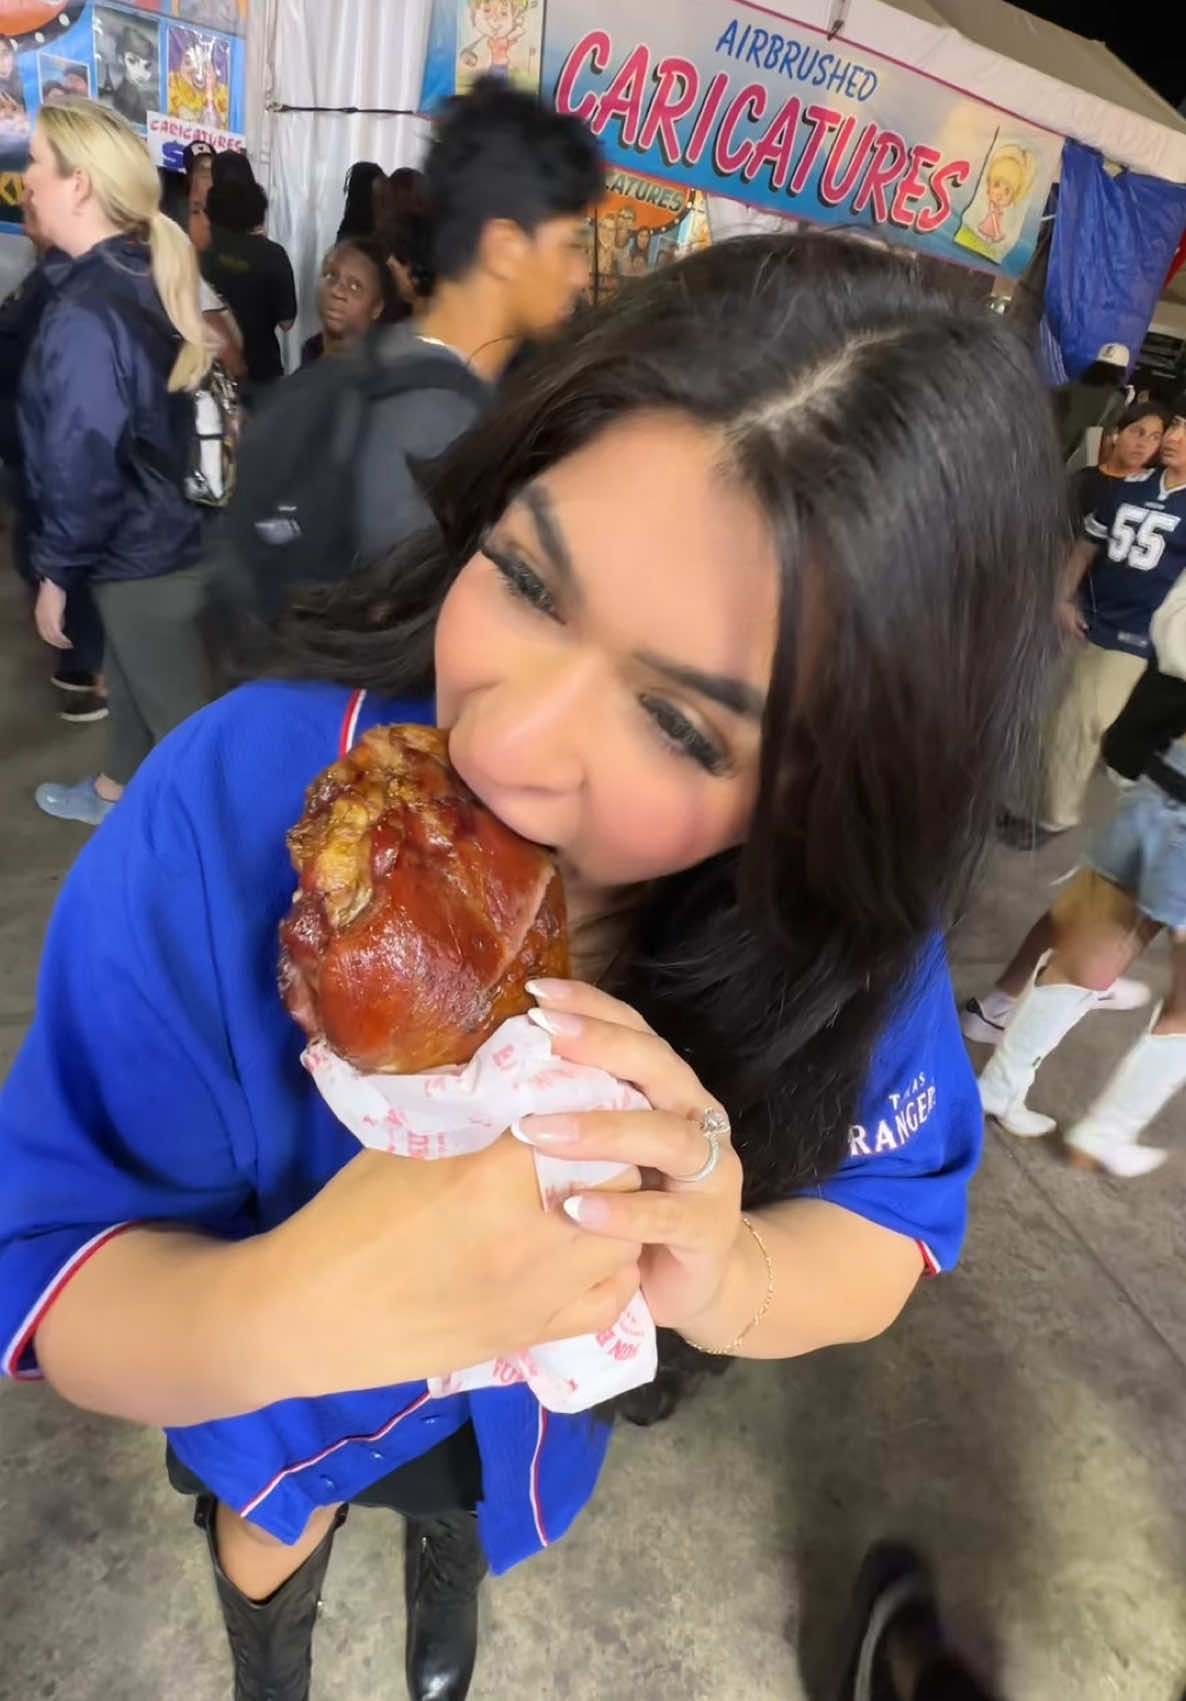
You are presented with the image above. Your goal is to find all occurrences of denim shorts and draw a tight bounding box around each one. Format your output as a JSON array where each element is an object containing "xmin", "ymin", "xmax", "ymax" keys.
[{"xmin": 1085, "ymin": 776, "xmax": 1186, "ymax": 931}]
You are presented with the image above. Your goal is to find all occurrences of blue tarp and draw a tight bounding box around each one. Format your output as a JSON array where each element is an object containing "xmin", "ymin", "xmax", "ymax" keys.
[{"xmin": 1041, "ymin": 139, "xmax": 1186, "ymax": 385}]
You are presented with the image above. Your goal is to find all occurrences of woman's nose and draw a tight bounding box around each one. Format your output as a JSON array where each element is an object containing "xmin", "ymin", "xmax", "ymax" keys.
[{"xmin": 481, "ymin": 660, "xmax": 606, "ymax": 792}]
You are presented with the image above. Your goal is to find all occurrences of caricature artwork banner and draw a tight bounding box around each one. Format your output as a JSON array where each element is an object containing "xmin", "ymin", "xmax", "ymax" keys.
[
  {"xmin": 421, "ymin": 0, "xmax": 1064, "ymax": 279},
  {"xmin": 0, "ymin": 0, "xmax": 248, "ymax": 230}
]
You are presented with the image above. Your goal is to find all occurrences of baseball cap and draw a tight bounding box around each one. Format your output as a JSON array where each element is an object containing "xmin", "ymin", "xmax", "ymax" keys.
[
  {"xmin": 183, "ymin": 141, "xmax": 215, "ymax": 173},
  {"xmin": 1097, "ymin": 342, "xmax": 1130, "ymax": 366}
]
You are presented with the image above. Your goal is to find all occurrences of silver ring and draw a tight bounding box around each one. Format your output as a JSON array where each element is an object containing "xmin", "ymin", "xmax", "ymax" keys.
[{"xmin": 677, "ymin": 1107, "xmax": 730, "ymax": 1184}]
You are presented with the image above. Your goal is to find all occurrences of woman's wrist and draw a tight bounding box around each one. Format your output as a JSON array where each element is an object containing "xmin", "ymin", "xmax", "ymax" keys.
[{"xmin": 679, "ymin": 1215, "xmax": 773, "ymax": 1355}]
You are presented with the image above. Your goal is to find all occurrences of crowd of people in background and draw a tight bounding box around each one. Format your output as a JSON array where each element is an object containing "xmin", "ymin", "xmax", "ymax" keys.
[
  {"xmin": 964, "ymin": 341, "xmax": 1186, "ymax": 1180},
  {"xmin": 0, "ymin": 75, "xmax": 599, "ymax": 825}
]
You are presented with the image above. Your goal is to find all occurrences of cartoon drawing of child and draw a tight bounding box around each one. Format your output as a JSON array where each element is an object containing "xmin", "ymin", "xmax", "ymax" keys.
[
  {"xmin": 977, "ymin": 144, "xmax": 1036, "ymax": 244},
  {"xmin": 458, "ymin": 0, "xmax": 532, "ymax": 81}
]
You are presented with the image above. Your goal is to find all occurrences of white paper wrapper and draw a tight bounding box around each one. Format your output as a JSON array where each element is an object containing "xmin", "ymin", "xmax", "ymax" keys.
[{"xmin": 303, "ymin": 1014, "xmax": 657, "ymax": 1414}]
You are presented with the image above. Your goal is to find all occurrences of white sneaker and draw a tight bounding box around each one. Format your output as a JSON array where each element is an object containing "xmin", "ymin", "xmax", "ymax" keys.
[
  {"xmin": 963, "ymin": 977, "xmax": 1153, "ymax": 1049},
  {"xmin": 960, "ymin": 997, "xmax": 1010, "ymax": 1045}
]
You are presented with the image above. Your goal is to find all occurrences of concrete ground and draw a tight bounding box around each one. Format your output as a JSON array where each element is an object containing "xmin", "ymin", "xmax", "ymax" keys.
[{"xmin": 0, "ymin": 560, "xmax": 1184, "ymax": 1701}]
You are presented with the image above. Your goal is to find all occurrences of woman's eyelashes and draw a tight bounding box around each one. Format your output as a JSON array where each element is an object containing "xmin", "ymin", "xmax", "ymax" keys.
[
  {"xmin": 639, "ymin": 693, "xmax": 729, "ymax": 775},
  {"xmin": 483, "ymin": 539, "xmax": 562, "ymax": 622},
  {"xmin": 482, "ymin": 535, "xmax": 730, "ymax": 777}
]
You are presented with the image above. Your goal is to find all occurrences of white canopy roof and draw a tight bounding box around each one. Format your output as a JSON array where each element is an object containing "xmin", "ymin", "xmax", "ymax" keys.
[{"xmin": 821, "ymin": 0, "xmax": 1186, "ymax": 181}]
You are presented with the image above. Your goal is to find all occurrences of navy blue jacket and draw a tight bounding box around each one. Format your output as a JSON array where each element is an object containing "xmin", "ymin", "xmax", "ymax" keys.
[
  {"xmin": 18, "ymin": 236, "xmax": 200, "ymax": 591},
  {"xmin": 0, "ymin": 257, "xmax": 53, "ymax": 471}
]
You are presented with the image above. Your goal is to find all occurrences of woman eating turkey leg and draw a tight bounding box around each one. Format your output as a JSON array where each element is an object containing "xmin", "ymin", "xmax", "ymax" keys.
[{"xmin": 0, "ymin": 232, "xmax": 1066, "ymax": 1701}]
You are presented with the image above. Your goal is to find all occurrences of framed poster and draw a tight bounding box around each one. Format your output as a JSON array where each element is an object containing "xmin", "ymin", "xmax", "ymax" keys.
[
  {"xmin": 589, "ymin": 167, "xmax": 709, "ymax": 302},
  {"xmin": 0, "ymin": 0, "xmax": 248, "ymax": 230}
]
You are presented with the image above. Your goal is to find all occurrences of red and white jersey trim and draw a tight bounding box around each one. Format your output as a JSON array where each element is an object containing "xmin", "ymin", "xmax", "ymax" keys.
[
  {"xmin": 237, "ymin": 1389, "xmax": 433, "ymax": 1520},
  {"xmin": 917, "ymin": 1240, "xmax": 941, "ymax": 1277},
  {"xmin": 2, "ymin": 1222, "xmax": 136, "ymax": 1381},
  {"xmin": 338, "ymin": 688, "xmax": 367, "ymax": 758},
  {"xmin": 529, "ymin": 1406, "xmax": 550, "ymax": 1549}
]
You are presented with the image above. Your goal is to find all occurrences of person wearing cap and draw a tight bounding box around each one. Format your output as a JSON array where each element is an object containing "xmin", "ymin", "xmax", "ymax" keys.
[{"xmin": 1053, "ymin": 341, "xmax": 1130, "ymax": 461}]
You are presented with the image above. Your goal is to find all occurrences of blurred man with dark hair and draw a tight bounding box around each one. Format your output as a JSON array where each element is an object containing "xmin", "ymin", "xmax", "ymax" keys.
[{"xmin": 354, "ymin": 75, "xmax": 603, "ymax": 559}]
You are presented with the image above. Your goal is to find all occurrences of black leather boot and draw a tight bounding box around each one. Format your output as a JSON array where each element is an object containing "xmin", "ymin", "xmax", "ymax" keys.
[
  {"xmin": 197, "ymin": 1494, "xmax": 347, "ymax": 1701},
  {"xmin": 404, "ymin": 1510, "xmax": 488, "ymax": 1701}
]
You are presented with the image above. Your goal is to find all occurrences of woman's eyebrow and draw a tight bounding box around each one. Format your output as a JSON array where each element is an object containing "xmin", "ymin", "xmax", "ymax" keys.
[
  {"xmin": 635, "ymin": 652, "xmax": 765, "ymax": 719},
  {"xmin": 521, "ymin": 484, "xmax": 580, "ymax": 596},
  {"xmin": 518, "ymin": 483, "xmax": 763, "ymax": 718}
]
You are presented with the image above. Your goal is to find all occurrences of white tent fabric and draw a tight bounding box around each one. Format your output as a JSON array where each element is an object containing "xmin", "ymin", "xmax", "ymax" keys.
[
  {"xmin": 246, "ymin": 0, "xmax": 433, "ymax": 348},
  {"xmin": 249, "ymin": 0, "xmax": 1186, "ymax": 337}
]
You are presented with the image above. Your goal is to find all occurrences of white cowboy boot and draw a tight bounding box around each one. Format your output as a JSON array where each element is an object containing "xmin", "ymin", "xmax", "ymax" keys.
[
  {"xmin": 1064, "ymin": 1011, "xmax": 1186, "ymax": 1176},
  {"xmin": 978, "ymin": 981, "xmax": 1096, "ymax": 1137}
]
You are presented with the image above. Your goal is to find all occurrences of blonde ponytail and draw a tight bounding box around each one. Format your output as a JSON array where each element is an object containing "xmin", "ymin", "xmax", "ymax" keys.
[
  {"xmin": 148, "ymin": 210, "xmax": 212, "ymax": 392},
  {"xmin": 38, "ymin": 100, "xmax": 212, "ymax": 392}
]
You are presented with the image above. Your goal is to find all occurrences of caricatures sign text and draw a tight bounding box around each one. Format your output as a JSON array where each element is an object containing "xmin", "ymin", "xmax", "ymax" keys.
[{"xmin": 538, "ymin": 1, "xmax": 1062, "ymax": 277}]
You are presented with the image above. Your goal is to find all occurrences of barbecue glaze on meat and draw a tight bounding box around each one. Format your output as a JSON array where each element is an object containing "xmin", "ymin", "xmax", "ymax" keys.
[{"xmin": 279, "ymin": 725, "xmax": 568, "ymax": 1073}]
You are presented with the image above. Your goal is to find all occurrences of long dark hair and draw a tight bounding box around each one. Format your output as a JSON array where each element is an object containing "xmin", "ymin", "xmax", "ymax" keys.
[
  {"xmin": 338, "ymin": 161, "xmax": 385, "ymax": 241},
  {"xmin": 271, "ymin": 233, "xmax": 1065, "ymax": 1411}
]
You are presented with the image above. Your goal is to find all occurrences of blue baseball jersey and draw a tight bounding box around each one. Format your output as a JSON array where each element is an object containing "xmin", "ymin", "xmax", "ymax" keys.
[
  {"xmin": 0, "ymin": 683, "xmax": 982, "ymax": 1563},
  {"xmin": 1082, "ymin": 469, "xmax": 1186, "ymax": 656}
]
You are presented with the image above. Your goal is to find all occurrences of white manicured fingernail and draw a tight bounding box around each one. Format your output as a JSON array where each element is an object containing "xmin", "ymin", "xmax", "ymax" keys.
[
  {"xmin": 562, "ymin": 1194, "xmax": 609, "ymax": 1226},
  {"xmin": 527, "ymin": 1006, "xmax": 582, "ymax": 1038},
  {"xmin": 515, "ymin": 1115, "xmax": 579, "ymax": 1145}
]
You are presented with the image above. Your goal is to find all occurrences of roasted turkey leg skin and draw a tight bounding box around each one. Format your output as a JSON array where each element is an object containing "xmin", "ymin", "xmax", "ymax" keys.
[{"xmin": 279, "ymin": 724, "xmax": 569, "ymax": 1074}]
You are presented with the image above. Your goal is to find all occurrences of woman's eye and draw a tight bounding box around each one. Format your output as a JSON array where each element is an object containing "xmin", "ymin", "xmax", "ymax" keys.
[
  {"xmin": 482, "ymin": 540, "xmax": 562, "ymax": 622},
  {"xmin": 639, "ymin": 693, "xmax": 729, "ymax": 776}
]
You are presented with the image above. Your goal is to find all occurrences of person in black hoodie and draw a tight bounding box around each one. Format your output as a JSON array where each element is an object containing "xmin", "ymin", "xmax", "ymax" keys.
[
  {"xmin": 201, "ymin": 152, "xmax": 296, "ymax": 399},
  {"xmin": 19, "ymin": 99, "xmax": 212, "ymax": 826}
]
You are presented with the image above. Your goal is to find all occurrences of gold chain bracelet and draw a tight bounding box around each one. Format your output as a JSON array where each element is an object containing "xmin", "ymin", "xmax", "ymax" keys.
[{"xmin": 685, "ymin": 1214, "xmax": 774, "ymax": 1357}]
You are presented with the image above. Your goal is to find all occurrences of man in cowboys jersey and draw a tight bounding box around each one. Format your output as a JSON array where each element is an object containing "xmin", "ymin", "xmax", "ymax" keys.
[{"xmin": 1043, "ymin": 405, "xmax": 1186, "ymax": 834}]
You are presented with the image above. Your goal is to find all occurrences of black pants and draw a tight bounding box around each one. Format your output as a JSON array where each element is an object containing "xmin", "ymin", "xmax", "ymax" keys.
[
  {"xmin": 62, "ymin": 582, "xmax": 105, "ymax": 675},
  {"xmin": 8, "ymin": 502, "xmax": 104, "ymax": 675},
  {"xmin": 165, "ymin": 1423, "xmax": 483, "ymax": 1525}
]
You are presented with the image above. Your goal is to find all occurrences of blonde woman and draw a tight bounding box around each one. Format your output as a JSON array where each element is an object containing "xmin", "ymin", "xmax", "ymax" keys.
[{"xmin": 19, "ymin": 100, "xmax": 212, "ymax": 826}]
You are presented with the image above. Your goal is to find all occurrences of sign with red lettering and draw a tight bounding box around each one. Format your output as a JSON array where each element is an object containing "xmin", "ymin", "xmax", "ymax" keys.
[{"xmin": 422, "ymin": 0, "xmax": 1062, "ymax": 277}]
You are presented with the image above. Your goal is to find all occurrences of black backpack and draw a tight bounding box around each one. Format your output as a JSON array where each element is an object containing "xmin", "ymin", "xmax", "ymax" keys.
[{"xmin": 208, "ymin": 338, "xmax": 488, "ymax": 627}]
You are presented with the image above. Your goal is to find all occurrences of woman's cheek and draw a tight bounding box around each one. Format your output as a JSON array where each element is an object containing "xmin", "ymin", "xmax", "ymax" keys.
[
  {"xmin": 434, "ymin": 559, "xmax": 496, "ymax": 727},
  {"xmin": 583, "ymin": 762, "xmax": 746, "ymax": 885}
]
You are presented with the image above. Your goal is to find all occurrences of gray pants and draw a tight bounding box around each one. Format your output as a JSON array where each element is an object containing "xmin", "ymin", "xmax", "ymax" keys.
[{"xmin": 92, "ymin": 569, "xmax": 210, "ymax": 785}]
